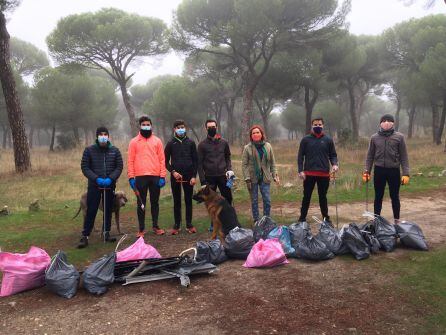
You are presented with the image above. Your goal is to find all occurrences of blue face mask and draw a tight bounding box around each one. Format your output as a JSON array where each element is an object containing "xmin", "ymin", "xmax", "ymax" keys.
[
  {"xmin": 141, "ymin": 125, "xmax": 151, "ymax": 131},
  {"xmin": 98, "ymin": 135, "xmax": 109, "ymax": 144},
  {"xmin": 312, "ymin": 126, "xmax": 323, "ymax": 134},
  {"xmin": 175, "ymin": 128, "xmax": 186, "ymax": 137}
]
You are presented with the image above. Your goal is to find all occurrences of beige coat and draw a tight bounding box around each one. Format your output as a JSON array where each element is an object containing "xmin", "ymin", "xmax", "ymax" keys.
[{"xmin": 242, "ymin": 142, "xmax": 278, "ymax": 184}]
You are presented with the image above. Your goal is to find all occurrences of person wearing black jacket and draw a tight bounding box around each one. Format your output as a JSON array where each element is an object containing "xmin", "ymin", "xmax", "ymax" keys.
[
  {"xmin": 297, "ymin": 118, "xmax": 338, "ymax": 224},
  {"xmin": 197, "ymin": 119, "xmax": 234, "ymax": 205},
  {"xmin": 78, "ymin": 126, "xmax": 123, "ymax": 248},
  {"xmin": 164, "ymin": 120, "xmax": 198, "ymax": 235}
]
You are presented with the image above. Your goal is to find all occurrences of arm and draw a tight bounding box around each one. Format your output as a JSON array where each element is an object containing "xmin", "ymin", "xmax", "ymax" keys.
[
  {"xmin": 364, "ymin": 137, "xmax": 375, "ymax": 173},
  {"xmin": 241, "ymin": 145, "xmax": 250, "ymax": 181},
  {"xmin": 197, "ymin": 142, "xmax": 206, "ymax": 184},
  {"xmin": 297, "ymin": 139, "xmax": 305, "ymax": 173},
  {"xmin": 191, "ymin": 141, "xmax": 198, "ymax": 178},
  {"xmin": 399, "ymin": 135, "xmax": 410, "ymax": 176},
  {"xmin": 269, "ymin": 144, "xmax": 278, "ymax": 178},
  {"xmin": 157, "ymin": 139, "xmax": 166, "ymax": 178},
  {"xmin": 81, "ymin": 148, "xmax": 98, "ymax": 182},
  {"xmin": 224, "ymin": 140, "xmax": 232, "ymax": 171},
  {"xmin": 127, "ymin": 140, "xmax": 136, "ymax": 179},
  {"xmin": 329, "ymin": 138, "xmax": 338, "ymax": 167},
  {"xmin": 109, "ymin": 148, "xmax": 123, "ymax": 181},
  {"xmin": 164, "ymin": 141, "xmax": 172, "ymax": 173}
]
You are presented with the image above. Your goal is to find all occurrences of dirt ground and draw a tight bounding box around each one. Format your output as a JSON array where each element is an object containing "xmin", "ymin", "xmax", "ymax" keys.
[{"xmin": 1, "ymin": 191, "xmax": 445, "ymax": 335}]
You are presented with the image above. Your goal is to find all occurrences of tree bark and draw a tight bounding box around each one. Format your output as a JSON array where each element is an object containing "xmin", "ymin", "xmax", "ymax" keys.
[
  {"xmin": 83, "ymin": 128, "xmax": 89, "ymax": 146},
  {"xmin": 29, "ymin": 126, "xmax": 34, "ymax": 149},
  {"xmin": 0, "ymin": 12, "xmax": 31, "ymax": 172},
  {"xmin": 395, "ymin": 96, "xmax": 401, "ymax": 131},
  {"xmin": 438, "ymin": 93, "xmax": 446, "ymax": 145},
  {"xmin": 242, "ymin": 85, "xmax": 255, "ymax": 143},
  {"xmin": 2, "ymin": 125, "xmax": 7, "ymax": 149},
  {"xmin": 49, "ymin": 124, "xmax": 56, "ymax": 151},
  {"xmin": 431, "ymin": 102, "xmax": 440, "ymax": 144},
  {"xmin": 119, "ymin": 81, "xmax": 139, "ymax": 136},
  {"xmin": 225, "ymin": 98, "xmax": 236, "ymax": 144},
  {"xmin": 408, "ymin": 105, "xmax": 416, "ymax": 139},
  {"xmin": 304, "ymin": 86, "xmax": 319, "ymax": 133},
  {"xmin": 347, "ymin": 84, "xmax": 359, "ymax": 142}
]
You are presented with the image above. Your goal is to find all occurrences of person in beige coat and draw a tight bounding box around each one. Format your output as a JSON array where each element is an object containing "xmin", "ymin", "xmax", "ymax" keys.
[{"xmin": 242, "ymin": 125, "xmax": 279, "ymax": 223}]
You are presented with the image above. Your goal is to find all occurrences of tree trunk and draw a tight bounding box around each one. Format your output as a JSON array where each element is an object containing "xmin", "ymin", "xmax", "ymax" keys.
[
  {"xmin": 438, "ymin": 93, "xmax": 446, "ymax": 145},
  {"xmin": 29, "ymin": 126, "xmax": 34, "ymax": 149},
  {"xmin": 431, "ymin": 102, "xmax": 440, "ymax": 144},
  {"xmin": 119, "ymin": 81, "xmax": 139, "ymax": 136},
  {"xmin": 408, "ymin": 105, "xmax": 416, "ymax": 139},
  {"xmin": 347, "ymin": 84, "xmax": 359, "ymax": 142},
  {"xmin": 304, "ymin": 86, "xmax": 319, "ymax": 133},
  {"xmin": 394, "ymin": 96, "xmax": 401, "ymax": 131},
  {"xmin": 0, "ymin": 12, "xmax": 31, "ymax": 172},
  {"xmin": 37, "ymin": 129, "xmax": 41, "ymax": 146},
  {"xmin": 83, "ymin": 128, "xmax": 89, "ymax": 146},
  {"xmin": 261, "ymin": 113, "xmax": 269, "ymax": 139},
  {"xmin": 190, "ymin": 126, "xmax": 200, "ymax": 143},
  {"xmin": 242, "ymin": 85, "xmax": 255, "ymax": 143},
  {"xmin": 225, "ymin": 99, "xmax": 236, "ymax": 144},
  {"xmin": 73, "ymin": 127, "xmax": 80, "ymax": 146},
  {"xmin": 2, "ymin": 125, "xmax": 7, "ymax": 149},
  {"xmin": 49, "ymin": 124, "xmax": 56, "ymax": 152}
]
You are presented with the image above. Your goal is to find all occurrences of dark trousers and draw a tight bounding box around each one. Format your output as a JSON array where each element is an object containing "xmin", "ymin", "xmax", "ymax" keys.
[
  {"xmin": 136, "ymin": 175, "xmax": 160, "ymax": 232},
  {"xmin": 299, "ymin": 176, "xmax": 330, "ymax": 221},
  {"xmin": 206, "ymin": 175, "xmax": 232, "ymax": 205},
  {"xmin": 373, "ymin": 166, "xmax": 401, "ymax": 219},
  {"xmin": 82, "ymin": 186, "xmax": 114, "ymax": 236},
  {"xmin": 171, "ymin": 175, "xmax": 194, "ymax": 228}
]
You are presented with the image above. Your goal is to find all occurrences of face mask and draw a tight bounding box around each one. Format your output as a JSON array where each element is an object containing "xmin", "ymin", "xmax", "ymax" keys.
[
  {"xmin": 141, "ymin": 125, "xmax": 151, "ymax": 131},
  {"xmin": 207, "ymin": 127, "xmax": 217, "ymax": 137},
  {"xmin": 98, "ymin": 135, "xmax": 109, "ymax": 144},
  {"xmin": 140, "ymin": 129, "xmax": 152, "ymax": 138},
  {"xmin": 251, "ymin": 133, "xmax": 262, "ymax": 142},
  {"xmin": 175, "ymin": 128, "xmax": 186, "ymax": 137},
  {"xmin": 312, "ymin": 126, "xmax": 323, "ymax": 134}
]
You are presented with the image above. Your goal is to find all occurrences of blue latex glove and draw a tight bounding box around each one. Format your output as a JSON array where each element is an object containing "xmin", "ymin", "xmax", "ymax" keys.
[
  {"xmin": 226, "ymin": 176, "xmax": 235, "ymax": 189},
  {"xmin": 103, "ymin": 178, "xmax": 112, "ymax": 187},
  {"xmin": 96, "ymin": 178, "xmax": 105, "ymax": 187},
  {"xmin": 129, "ymin": 178, "xmax": 136, "ymax": 190},
  {"xmin": 158, "ymin": 177, "xmax": 166, "ymax": 188}
]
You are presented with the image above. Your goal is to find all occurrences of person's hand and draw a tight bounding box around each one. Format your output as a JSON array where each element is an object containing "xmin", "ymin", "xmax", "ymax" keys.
[
  {"xmin": 226, "ymin": 170, "xmax": 235, "ymax": 179},
  {"xmin": 158, "ymin": 177, "xmax": 166, "ymax": 188},
  {"xmin": 103, "ymin": 178, "xmax": 112, "ymax": 187},
  {"xmin": 129, "ymin": 178, "xmax": 136, "ymax": 190},
  {"xmin": 190, "ymin": 177, "xmax": 196, "ymax": 186},
  {"xmin": 401, "ymin": 175, "xmax": 410, "ymax": 185},
  {"xmin": 332, "ymin": 165, "xmax": 339, "ymax": 173},
  {"xmin": 273, "ymin": 175, "xmax": 280, "ymax": 184},
  {"xmin": 362, "ymin": 172, "xmax": 371, "ymax": 183},
  {"xmin": 298, "ymin": 172, "xmax": 306, "ymax": 181},
  {"xmin": 96, "ymin": 178, "xmax": 105, "ymax": 187},
  {"xmin": 245, "ymin": 179, "xmax": 252, "ymax": 192},
  {"xmin": 173, "ymin": 171, "xmax": 182, "ymax": 180}
]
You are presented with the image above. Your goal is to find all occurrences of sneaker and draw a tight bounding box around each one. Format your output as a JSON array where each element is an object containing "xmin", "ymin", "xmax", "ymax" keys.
[
  {"xmin": 153, "ymin": 227, "xmax": 165, "ymax": 235},
  {"xmin": 186, "ymin": 226, "xmax": 197, "ymax": 234},
  {"xmin": 170, "ymin": 228, "xmax": 180, "ymax": 235},
  {"xmin": 136, "ymin": 231, "xmax": 146, "ymax": 238},
  {"xmin": 104, "ymin": 232, "xmax": 116, "ymax": 243},
  {"xmin": 77, "ymin": 235, "xmax": 88, "ymax": 249}
]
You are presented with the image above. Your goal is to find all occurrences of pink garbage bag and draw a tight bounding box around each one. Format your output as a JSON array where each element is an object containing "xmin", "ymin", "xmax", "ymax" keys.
[
  {"xmin": 243, "ymin": 239, "xmax": 289, "ymax": 268},
  {"xmin": 116, "ymin": 237, "xmax": 161, "ymax": 262},
  {"xmin": 0, "ymin": 246, "xmax": 51, "ymax": 297}
]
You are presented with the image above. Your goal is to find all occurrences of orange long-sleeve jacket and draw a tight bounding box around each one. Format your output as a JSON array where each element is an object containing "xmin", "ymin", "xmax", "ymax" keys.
[{"xmin": 127, "ymin": 133, "xmax": 166, "ymax": 179}]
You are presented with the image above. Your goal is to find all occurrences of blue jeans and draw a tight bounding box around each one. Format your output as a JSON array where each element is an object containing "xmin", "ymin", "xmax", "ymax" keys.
[{"xmin": 250, "ymin": 182, "xmax": 271, "ymax": 222}]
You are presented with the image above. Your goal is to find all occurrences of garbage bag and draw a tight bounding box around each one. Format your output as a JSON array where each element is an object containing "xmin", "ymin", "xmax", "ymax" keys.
[
  {"xmin": 253, "ymin": 216, "xmax": 277, "ymax": 242},
  {"xmin": 83, "ymin": 253, "xmax": 116, "ymax": 295},
  {"xmin": 266, "ymin": 226, "xmax": 295, "ymax": 256},
  {"xmin": 293, "ymin": 235, "xmax": 335, "ymax": 261},
  {"xmin": 373, "ymin": 215, "xmax": 397, "ymax": 252},
  {"xmin": 395, "ymin": 221, "xmax": 428, "ymax": 251},
  {"xmin": 341, "ymin": 224, "xmax": 370, "ymax": 260},
  {"xmin": 243, "ymin": 239, "xmax": 289, "ymax": 268},
  {"xmin": 196, "ymin": 240, "xmax": 228, "ymax": 264},
  {"xmin": 361, "ymin": 231, "xmax": 380, "ymax": 254},
  {"xmin": 0, "ymin": 246, "xmax": 51, "ymax": 297},
  {"xmin": 45, "ymin": 250, "xmax": 80, "ymax": 299},
  {"xmin": 288, "ymin": 221, "xmax": 311, "ymax": 246},
  {"xmin": 316, "ymin": 221, "xmax": 349, "ymax": 255},
  {"xmin": 224, "ymin": 227, "xmax": 255, "ymax": 259},
  {"xmin": 116, "ymin": 237, "xmax": 161, "ymax": 263}
]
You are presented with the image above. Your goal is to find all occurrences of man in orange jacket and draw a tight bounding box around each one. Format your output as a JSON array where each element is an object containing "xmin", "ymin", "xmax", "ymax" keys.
[{"xmin": 128, "ymin": 116, "xmax": 167, "ymax": 236}]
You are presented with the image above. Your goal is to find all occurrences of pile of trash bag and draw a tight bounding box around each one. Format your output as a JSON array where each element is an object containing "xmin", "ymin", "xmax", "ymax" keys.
[
  {"xmin": 225, "ymin": 227, "xmax": 255, "ymax": 259},
  {"xmin": 196, "ymin": 239, "xmax": 228, "ymax": 264}
]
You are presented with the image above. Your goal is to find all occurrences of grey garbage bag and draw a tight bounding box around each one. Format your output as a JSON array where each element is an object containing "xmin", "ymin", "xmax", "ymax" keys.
[
  {"xmin": 316, "ymin": 221, "xmax": 349, "ymax": 255},
  {"xmin": 224, "ymin": 227, "xmax": 255, "ymax": 259},
  {"xmin": 83, "ymin": 253, "xmax": 116, "ymax": 295},
  {"xmin": 293, "ymin": 235, "xmax": 335, "ymax": 261},
  {"xmin": 395, "ymin": 221, "xmax": 428, "ymax": 251},
  {"xmin": 373, "ymin": 216, "xmax": 397, "ymax": 252},
  {"xmin": 196, "ymin": 240, "xmax": 228, "ymax": 264},
  {"xmin": 342, "ymin": 224, "xmax": 370, "ymax": 260},
  {"xmin": 288, "ymin": 221, "xmax": 311, "ymax": 246},
  {"xmin": 361, "ymin": 232, "xmax": 380, "ymax": 254},
  {"xmin": 45, "ymin": 250, "xmax": 80, "ymax": 299},
  {"xmin": 253, "ymin": 216, "xmax": 277, "ymax": 242}
]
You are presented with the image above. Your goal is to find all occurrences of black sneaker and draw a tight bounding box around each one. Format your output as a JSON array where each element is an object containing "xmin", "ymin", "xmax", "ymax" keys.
[
  {"xmin": 77, "ymin": 235, "xmax": 88, "ymax": 249},
  {"xmin": 104, "ymin": 232, "xmax": 116, "ymax": 243}
]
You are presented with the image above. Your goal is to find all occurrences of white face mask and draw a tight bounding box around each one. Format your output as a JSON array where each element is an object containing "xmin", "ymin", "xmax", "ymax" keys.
[
  {"xmin": 98, "ymin": 135, "xmax": 109, "ymax": 144},
  {"xmin": 141, "ymin": 125, "xmax": 152, "ymax": 131}
]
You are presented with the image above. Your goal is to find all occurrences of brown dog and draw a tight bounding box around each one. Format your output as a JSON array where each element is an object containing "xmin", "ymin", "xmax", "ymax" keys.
[
  {"xmin": 192, "ymin": 185, "xmax": 240, "ymax": 240},
  {"xmin": 73, "ymin": 190, "xmax": 128, "ymax": 234}
]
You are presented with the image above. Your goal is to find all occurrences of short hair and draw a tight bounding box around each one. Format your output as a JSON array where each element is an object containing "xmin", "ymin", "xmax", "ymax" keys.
[
  {"xmin": 138, "ymin": 115, "xmax": 152, "ymax": 125},
  {"xmin": 205, "ymin": 119, "xmax": 217, "ymax": 127},
  {"xmin": 173, "ymin": 120, "xmax": 186, "ymax": 128},
  {"xmin": 311, "ymin": 117, "xmax": 324, "ymax": 125}
]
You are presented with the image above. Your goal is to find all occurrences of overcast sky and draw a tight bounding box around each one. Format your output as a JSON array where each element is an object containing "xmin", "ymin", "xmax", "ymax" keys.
[{"xmin": 6, "ymin": 0, "xmax": 446, "ymax": 85}]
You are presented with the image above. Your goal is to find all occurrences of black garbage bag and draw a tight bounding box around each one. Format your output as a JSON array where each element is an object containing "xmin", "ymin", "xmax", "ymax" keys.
[
  {"xmin": 395, "ymin": 221, "xmax": 428, "ymax": 251},
  {"xmin": 316, "ymin": 221, "xmax": 349, "ymax": 255},
  {"xmin": 373, "ymin": 215, "xmax": 397, "ymax": 252},
  {"xmin": 196, "ymin": 240, "xmax": 228, "ymax": 264},
  {"xmin": 45, "ymin": 250, "xmax": 80, "ymax": 299},
  {"xmin": 293, "ymin": 235, "xmax": 335, "ymax": 261},
  {"xmin": 341, "ymin": 224, "xmax": 370, "ymax": 260},
  {"xmin": 224, "ymin": 227, "xmax": 255, "ymax": 259},
  {"xmin": 361, "ymin": 232, "xmax": 381, "ymax": 254},
  {"xmin": 253, "ymin": 216, "xmax": 277, "ymax": 242},
  {"xmin": 288, "ymin": 222, "xmax": 311, "ymax": 246},
  {"xmin": 83, "ymin": 252, "xmax": 116, "ymax": 295}
]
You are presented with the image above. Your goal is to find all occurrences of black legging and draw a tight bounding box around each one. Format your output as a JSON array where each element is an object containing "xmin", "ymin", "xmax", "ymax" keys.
[
  {"xmin": 171, "ymin": 174, "xmax": 194, "ymax": 229},
  {"xmin": 299, "ymin": 176, "xmax": 330, "ymax": 222},
  {"xmin": 135, "ymin": 175, "xmax": 160, "ymax": 232},
  {"xmin": 373, "ymin": 166, "xmax": 401, "ymax": 219}
]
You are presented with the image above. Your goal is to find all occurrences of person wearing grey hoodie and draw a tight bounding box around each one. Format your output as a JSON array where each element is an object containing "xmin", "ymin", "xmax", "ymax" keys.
[{"xmin": 363, "ymin": 114, "xmax": 410, "ymax": 223}]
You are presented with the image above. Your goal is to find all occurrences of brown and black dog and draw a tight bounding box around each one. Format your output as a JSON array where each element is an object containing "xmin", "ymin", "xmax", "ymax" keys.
[{"xmin": 192, "ymin": 185, "xmax": 240, "ymax": 240}]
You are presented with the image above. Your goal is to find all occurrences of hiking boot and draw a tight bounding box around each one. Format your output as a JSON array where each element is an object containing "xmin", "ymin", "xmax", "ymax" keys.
[
  {"xmin": 104, "ymin": 232, "xmax": 116, "ymax": 243},
  {"xmin": 186, "ymin": 226, "xmax": 197, "ymax": 234},
  {"xmin": 77, "ymin": 235, "xmax": 88, "ymax": 249},
  {"xmin": 136, "ymin": 231, "xmax": 146, "ymax": 238},
  {"xmin": 170, "ymin": 227, "xmax": 180, "ymax": 235},
  {"xmin": 153, "ymin": 227, "xmax": 165, "ymax": 235}
]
